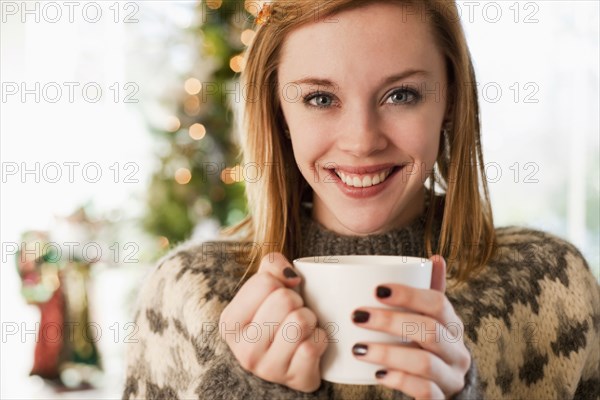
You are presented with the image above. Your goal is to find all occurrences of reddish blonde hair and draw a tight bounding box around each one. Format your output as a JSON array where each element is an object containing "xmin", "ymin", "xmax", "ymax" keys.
[{"xmin": 223, "ymin": 0, "xmax": 496, "ymax": 286}]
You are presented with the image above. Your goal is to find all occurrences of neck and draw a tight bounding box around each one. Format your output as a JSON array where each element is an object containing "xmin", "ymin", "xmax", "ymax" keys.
[
  {"xmin": 311, "ymin": 186, "xmax": 427, "ymax": 236},
  {"xmin": 299, "ymin": 192, "xmax": 443, "ymax": 259}
]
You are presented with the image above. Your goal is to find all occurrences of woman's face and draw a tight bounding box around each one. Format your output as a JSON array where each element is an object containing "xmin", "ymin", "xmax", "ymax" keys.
[{"xmin": 277, "ymin": 2, "xmax": 448, "ymax": 235}]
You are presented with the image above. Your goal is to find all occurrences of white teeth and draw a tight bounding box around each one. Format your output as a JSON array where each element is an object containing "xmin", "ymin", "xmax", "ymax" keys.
[{"xmin": 334, "ymin": 168, "xmax": 394, "ymax": 188}]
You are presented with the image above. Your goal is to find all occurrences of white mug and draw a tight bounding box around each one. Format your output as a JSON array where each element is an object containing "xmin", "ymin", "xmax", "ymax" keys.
[{"xmin": 292, "ymin": 255, "xmax": 433, "ymax": 385}]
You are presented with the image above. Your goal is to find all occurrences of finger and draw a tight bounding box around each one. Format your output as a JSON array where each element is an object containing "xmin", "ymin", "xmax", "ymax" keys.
[
  {"xmin": 351, "ymin": 308, "xmax": 465, "ymax": 366},
  {"xmin": 221, "ymin": 272, "xmax": 284, "ymax": 329},
  {"xmin": 375, "ymin": 368, "xmax": 446, "ymax": 400},
  {"xmin": 373, "ymin": 284, "xmax": 461, "ymax": 330},
  {"xmin": 257, "ymin": 252, "xmax": 301, "ymax": 288},
  {"xmin": 429, "ymin": 254, "xmax": 446, "ymax": 293},
  {"xmin": 285, "ymin": 328, "xmax": 328, "ymax": 392},
  {"xmin": 256, "ymin": 308, "xmax": 321, "ymax": 384},
  {"xmin": 353, "ymin": 342, "xmax": 462, "ymax": 397},
  {"xmin": 248, "ymin": 287, "xmax": 304, "ymax": 352}
]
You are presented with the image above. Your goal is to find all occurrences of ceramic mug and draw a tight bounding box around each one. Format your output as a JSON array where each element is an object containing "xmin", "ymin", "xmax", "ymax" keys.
[{"xmin": 293, "ymin": 255, "xmax": 433, "ymax": 385}]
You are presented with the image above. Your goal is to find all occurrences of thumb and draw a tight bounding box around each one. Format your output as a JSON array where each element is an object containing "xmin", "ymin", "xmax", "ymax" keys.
[{"xmin": 429, "ymin": 254, "xmax": 446, "ymax": 293}]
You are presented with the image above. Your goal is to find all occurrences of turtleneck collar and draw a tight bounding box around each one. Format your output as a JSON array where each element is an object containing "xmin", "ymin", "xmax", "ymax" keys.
[{"xmin": 298, "ymin": 194, "xmax": 444, "ymax": 259}]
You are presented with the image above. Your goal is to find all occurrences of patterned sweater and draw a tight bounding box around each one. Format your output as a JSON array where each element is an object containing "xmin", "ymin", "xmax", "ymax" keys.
[{"xmin": 123, "ymin": 201, "xmax": 600, "ymax": 399}]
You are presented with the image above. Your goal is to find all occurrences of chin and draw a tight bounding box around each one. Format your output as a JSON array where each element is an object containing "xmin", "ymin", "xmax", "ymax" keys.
[{"xmin": 331, "ymin": 208, "xmax": 394, "ymax": 236}]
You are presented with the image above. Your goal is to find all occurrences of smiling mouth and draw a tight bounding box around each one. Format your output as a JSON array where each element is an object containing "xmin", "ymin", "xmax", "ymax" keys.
[{"xmin": 332, "ymin": 166, "xmax": 402, "ymax": 188}]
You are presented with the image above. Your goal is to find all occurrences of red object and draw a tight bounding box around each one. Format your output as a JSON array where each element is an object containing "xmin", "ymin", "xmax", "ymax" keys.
[{"xmin": 30, "ymin": 288, "xmax": 65, "ymax": 379}]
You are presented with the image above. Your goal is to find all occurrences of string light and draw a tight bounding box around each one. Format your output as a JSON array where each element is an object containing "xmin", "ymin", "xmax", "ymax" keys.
[
  {"xmin": 158, "ymin": 236, "xmax": 169, "ymax": 249},
  {"xmin": 189, "ymin": 123, "xmax": 206, "ymax": 140},
  {"xmin": 245, "ymin": 0, "xmax": 267, "ymax": 16},
  {"xmin": 229, "ymin": 55, "xmax": 246, "ymax": 73},
  {"xmin": 175, "ymin": 168, "xmax": 192, "ymax": 184},
  {"xmin": 165, "ymin": 116, "xmax": 181, "ymax": 132},
  {"xmin": 220, "ymin": 165, "xmax": 244, "ymax": 184},
  {"xmin": 184, "ymin": 78, "xmax": 202, "ymax": 95},
  {"xmin": 241, "ymin": 29, "xmax": 256, "ymax": 46}
]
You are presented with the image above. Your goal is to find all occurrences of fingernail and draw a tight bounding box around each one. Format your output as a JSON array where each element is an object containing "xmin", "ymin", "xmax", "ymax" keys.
[
  {"xmin": 283, "ymin": 267, "xmax": 298, "ymax": 278},
  {"xmin": 376, "ymin": 286, "xmax": 391, "ymax": 298},
  {"xmin": 352, "ymin": 310, "xmax": 370, "ymax": 323},
  {"xmin": 352, "ymin": 343, "xmax": 368, "ymax": 355},
  {"xmin": 375, "ymin": 369, "xmax": 387, "ymax": 379}
]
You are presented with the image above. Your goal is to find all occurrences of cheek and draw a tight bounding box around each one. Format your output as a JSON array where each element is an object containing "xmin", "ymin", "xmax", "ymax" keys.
[
  {"xmin": 289, "ymin": 128, "xmax": 337, "ymax": 187},
  {"xmin": 280, "ymin": 100, "xmax": 333, "ymax": 183},
  {"xmin": 289, "ymin": 118, "xmax": 331, "ymax": 160},
  {"xmin": 290, "ymin": 129, "xmax": 322, "ymax": 172},
  {"xmin": 388, "ymin": 116, "xmax": 441, "ymax": 163},
  {"xmin": 423, "ymin": 128, "xmax": 442, "ymax": 163}
]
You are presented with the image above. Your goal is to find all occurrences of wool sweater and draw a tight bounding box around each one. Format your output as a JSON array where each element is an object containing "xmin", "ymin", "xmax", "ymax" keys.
[{"xmin": 122, "ymin": 199, "xmax": 600, "ymax": 399}]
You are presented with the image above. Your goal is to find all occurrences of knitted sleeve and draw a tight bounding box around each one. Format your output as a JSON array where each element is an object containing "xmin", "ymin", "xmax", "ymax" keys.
[
  {"xmin": 515, "ymin": 230, "xmax": 600, "ymax": 399},
  {"xmin": 121, "ymin": 241, "xmax": 331, "ymax": 399},
  {"xmin": 450, "ymin": 227, "xmax": 600, "ymax": 400},
  {"xmin": 571, "ymin": 253, "xmax": 600, "ymax": 399}
]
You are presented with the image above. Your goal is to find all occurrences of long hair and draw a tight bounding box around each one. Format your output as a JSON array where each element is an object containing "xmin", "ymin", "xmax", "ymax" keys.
[{"xmin": 222, "ymin": 0, "xmax": 496, "ymax": 286}]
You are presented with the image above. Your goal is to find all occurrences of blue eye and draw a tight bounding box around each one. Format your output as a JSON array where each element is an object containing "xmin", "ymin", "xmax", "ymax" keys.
[
  {"xmin": 302, "ymin": 87, "xmax": 422, "ymax": 110},
  {"xmin": 386, "ymin": 87, "xmax": 421, "ymax": 105},
  {"xmin": 303, "ymin": 92, "xmax": 335, "ymax": 109}
]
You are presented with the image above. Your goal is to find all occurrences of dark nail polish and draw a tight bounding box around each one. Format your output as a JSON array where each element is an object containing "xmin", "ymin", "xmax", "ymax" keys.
[
  {"xmin": 375, "ymin": 369, "xmax": 387, "ymax": 379},
  {"xmin": 352, "ymin": 310, "xmax": 370, "ymax": 323},
  {"xmin": 352, "ymin": 343, "xmax": 368, "ymax": 356},
  {"xmin": 283, "ymin": 267, "xmax": 298, "ymax": 278},
  {"xmin": 376, "ymin": 286, "xmax": 391, "ymax": 298}
]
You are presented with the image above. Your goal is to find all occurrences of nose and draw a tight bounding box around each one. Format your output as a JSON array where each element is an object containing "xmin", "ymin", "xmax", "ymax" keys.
[{"xmin": 336, "ymin": 105, "xmax": 388, "ymax": 158}]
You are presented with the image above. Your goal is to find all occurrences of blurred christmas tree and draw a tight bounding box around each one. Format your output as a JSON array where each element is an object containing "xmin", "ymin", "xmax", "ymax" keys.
[{"xmin": 144, "ymin": 0, "xmax": 258, "ymax": 245}]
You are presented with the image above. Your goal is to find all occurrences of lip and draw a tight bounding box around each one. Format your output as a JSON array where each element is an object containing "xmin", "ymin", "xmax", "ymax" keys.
[
  {"xmin": 326, "ymin": 165, "xmax": 404, "ymax": 199},
  {"xmin": 327, "ymin": 163, "xmax": 397, "ymax": 174}
]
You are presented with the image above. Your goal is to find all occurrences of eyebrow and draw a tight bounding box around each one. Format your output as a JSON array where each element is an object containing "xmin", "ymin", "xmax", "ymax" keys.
[{"xmin": 290, "ymin": 69, "xmax": 430, "ymax": 87}]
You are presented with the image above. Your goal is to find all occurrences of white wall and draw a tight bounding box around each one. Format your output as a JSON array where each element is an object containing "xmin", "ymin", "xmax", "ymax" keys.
[{"xmin": 459, "ymin": 0, "xmax": 599, "ymax": 275}]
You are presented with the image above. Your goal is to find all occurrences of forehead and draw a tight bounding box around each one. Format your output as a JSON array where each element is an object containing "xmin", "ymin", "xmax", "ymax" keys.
[{"xmin": 278, "ymin": 2, "xmax": 443, "ymax": 84}]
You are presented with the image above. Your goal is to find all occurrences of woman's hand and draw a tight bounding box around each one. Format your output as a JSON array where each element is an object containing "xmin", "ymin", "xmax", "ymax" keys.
[
  {"xmin": 351, "ymin": 255, "xmax": 471, "ymax": 399},
  {"xmin": 219, "ymin": 252, "xmax": 328, "ymax": 393}
]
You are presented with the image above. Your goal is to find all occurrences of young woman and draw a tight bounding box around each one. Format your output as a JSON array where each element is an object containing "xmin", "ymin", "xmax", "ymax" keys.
[{"xmin": 123, "ymin": 1, "xmax": 599, "ymax": 399}]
